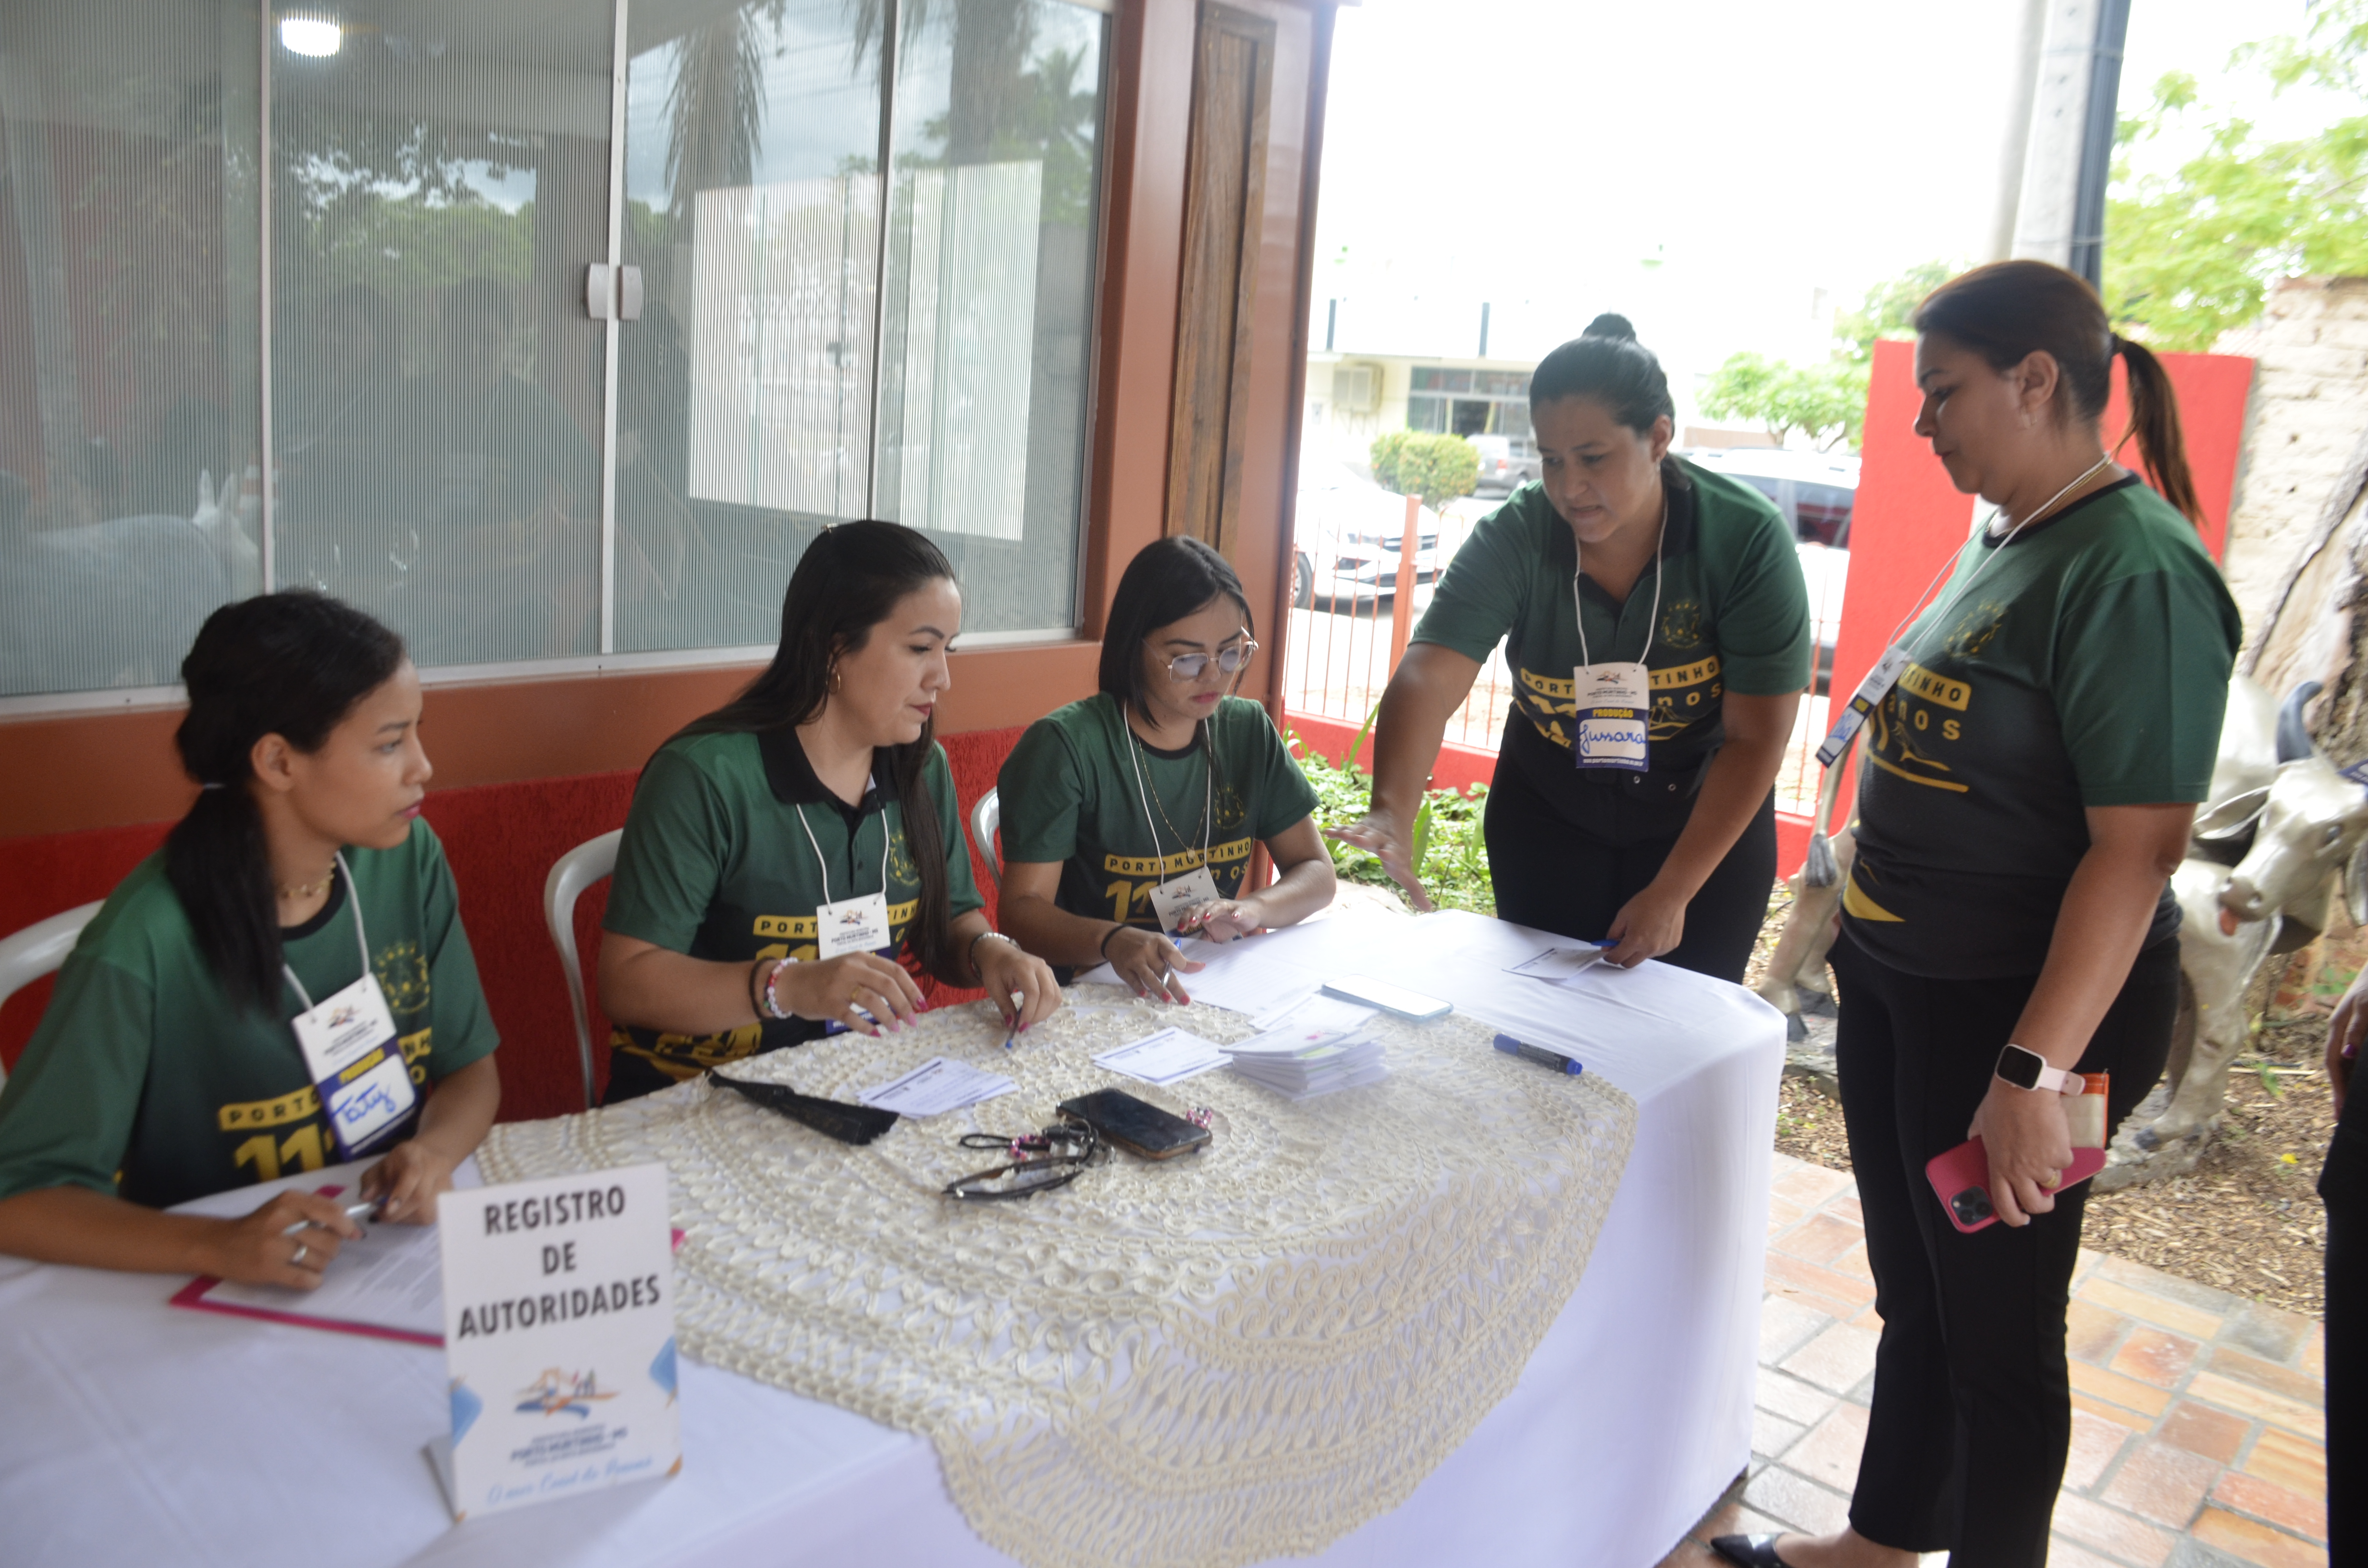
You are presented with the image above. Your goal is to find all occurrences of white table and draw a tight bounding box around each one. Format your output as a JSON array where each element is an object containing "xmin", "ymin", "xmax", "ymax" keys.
[{"xmin": 0, "ymin": 910, "xmax": 1781, "ymax": 1568}]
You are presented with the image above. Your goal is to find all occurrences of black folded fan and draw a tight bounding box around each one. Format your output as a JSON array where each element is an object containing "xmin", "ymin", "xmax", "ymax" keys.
[{"xmin": 707, "ymin": 1070, "xmax": 900, "ymax": 1145}]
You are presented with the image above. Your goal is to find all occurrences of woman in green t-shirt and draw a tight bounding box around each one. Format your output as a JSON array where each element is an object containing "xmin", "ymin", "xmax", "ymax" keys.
[
  {"xmin": 1333, "ymin": 315, "xmax": 1812, "ymax": 981},
  {"xmin": 598, "ymin": 522, "xmax": 1060, "ymax": 1102},
  {"xmin": 0, "ymin": 593, "xmax": 502, "ymax": 1286},
  {"xmin": 997, "ymin": 537, "xmax": 1336, "ymax": 1001},
  {"xmin": 1707, "ymin": 267, "xmax": 2238, "ymax": 1568}
]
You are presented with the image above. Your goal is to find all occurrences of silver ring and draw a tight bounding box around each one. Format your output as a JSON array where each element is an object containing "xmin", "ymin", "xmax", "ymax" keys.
[{"xmin": 292, "ymin": 1243, "xmax": 310, "ymax": 1266}]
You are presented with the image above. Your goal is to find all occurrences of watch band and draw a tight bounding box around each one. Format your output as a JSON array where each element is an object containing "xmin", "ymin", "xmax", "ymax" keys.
[{"xmin": 1995, "ymin": 1042, "xmax": 2081, "ymax": 1095}]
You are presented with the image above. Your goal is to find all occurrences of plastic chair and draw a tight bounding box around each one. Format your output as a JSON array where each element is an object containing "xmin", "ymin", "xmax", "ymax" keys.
[
  {"xmin": 544, "ymin": 830, "xmax": 622, "ymax": 1110},
  {"xmin": 971, "ymin": 787, "xmax": 1001, "ymax": 888},
  {"xmin": 0, "ymin": 900, "xmax": 104, "ymax": 1090}
]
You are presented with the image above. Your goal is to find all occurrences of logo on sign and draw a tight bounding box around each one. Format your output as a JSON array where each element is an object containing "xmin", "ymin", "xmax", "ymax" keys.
[{"xmin": 515, "ymin": 1368, "xmax": 618, "ymax": 1420}]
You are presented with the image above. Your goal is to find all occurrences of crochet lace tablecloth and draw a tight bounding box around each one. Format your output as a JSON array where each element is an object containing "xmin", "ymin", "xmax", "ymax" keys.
[{"xmin": 481, "ymin": 989, "xmax": 1637, "ymax": 1568}]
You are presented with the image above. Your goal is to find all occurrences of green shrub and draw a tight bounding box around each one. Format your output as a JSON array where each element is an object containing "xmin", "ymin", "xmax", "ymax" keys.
[
  {"xmin": 1286, "ymin": 720, "xmax": 1493, "ymax": 917},
  {"xmin": 1369, "ymin": 430, "xmax": 1480, "ymax": 511}
]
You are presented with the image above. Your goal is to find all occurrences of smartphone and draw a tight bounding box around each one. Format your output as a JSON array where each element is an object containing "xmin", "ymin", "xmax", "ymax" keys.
[
  {"xmin": 1321, "ymin": 975, "xmax": 1452, "ymax": 1021},
  {"xmin": 1924, "ymin": 1137, "xmax": 2109, "ymax": 1234},
  {"xmin": 1058, "ymin": 1089, "xmax": 1212, "ymax": 1162}
]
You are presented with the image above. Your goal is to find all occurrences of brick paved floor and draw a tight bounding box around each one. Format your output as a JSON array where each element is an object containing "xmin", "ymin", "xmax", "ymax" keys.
[{"xmin": 1658, "ymin": 1153, "xmax": 2330, "ymax": 1568}]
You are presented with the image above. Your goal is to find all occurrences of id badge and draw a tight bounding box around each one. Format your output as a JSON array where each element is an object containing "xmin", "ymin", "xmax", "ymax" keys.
[
  {"xmin": 289, "ymin": 973, "xmax": 416, "ymax": 1159},
  {"xmin": 1815, "ymin": 644, "xmax": 1913, "ymax": 768},
  {"xmin": 1573, "ymin": 661, "xmax": 1651, "ymax": 771},
  {"xmin": 816, "ymin": 891, "xmax": 893, "ymax": 959},
  {"xmin": 1146, "ymin": 865, "xmax": 1221, "ymax": 933}
]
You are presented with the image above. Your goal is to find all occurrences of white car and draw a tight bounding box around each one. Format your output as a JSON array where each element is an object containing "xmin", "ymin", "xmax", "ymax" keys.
[
  {"xmin": 1683, "ymin": 448, "xmax": 1857, "ymax": 692},
  {"xmin": 1293, "ymin": 461, "xmax": 1447, "ymax": 608}
]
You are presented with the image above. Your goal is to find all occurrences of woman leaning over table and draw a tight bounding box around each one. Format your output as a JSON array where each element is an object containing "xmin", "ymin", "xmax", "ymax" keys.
[
  {"xmin": 2319, "ymin": 965, "xmax": 2364, "ymax": 1559},
  {"xmin": 996, "ymin": 536, "xmax": 1336, "ymax": 1001},
  {"xmin": 0, "ymin": 592, "xmax": 502, "ymax": 1286},
  {"xmin": 1332, "ymin": 314, "xmax": 1812, "ymax": 980},
  {"xmin": 596, "ymin": 520, "xmax": 1060, "ymax": 1104},
  {"xmin": 1710, "ymin": 262, "xmax": 2240, "ymax": 1568}
]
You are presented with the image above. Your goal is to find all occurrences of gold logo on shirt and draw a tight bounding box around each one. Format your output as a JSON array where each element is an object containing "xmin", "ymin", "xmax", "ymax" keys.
[
  {"xmin": 373, "ymin": 940, "xmax": 431, "ymax": 1014},
  {"xmin": 1101, "ymin": 838, "xmax": 1254, "ymax": 879},
  {"xmin": 219, "ymin": 1084, "xmax": 322, "ymax": 1131}
]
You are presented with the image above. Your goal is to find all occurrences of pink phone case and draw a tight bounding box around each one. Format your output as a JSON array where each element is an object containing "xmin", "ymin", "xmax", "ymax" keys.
[{"xmin": 1924, "ymin": 1137, "xmax": 2108, "ymax": 1234}]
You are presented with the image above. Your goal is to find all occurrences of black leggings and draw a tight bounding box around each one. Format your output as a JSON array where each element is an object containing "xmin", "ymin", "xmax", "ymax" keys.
[
  {"xmin": 2323, "ymin": 1109, "xmax": 2366, "ymax": 1562},
  {"xmin": 1481, "ymin": 756, "xmax": 1776, "ymax": 984},
  {"xmin": 1830, "ymin": 926, "xmax": 2177, "ymax": 1568}
]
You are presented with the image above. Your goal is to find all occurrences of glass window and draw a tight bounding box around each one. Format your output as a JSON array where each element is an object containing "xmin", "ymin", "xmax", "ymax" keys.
[
  {"xmin": 1406, "ymin": 395, "xmax": 1446, "ymax": 433},
  {"xmin": 0, "ymin": 0, "xmax": 265, "ymax": 697},
  {"xmin": 271, "ymin": 2, "xmax": 611, "ymax": 667}
]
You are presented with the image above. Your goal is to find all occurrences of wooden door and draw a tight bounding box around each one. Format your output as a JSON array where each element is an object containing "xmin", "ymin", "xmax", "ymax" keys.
[{"xmin": 1164, "ymin": 3, "xmax": 1276, "ymax": 557}]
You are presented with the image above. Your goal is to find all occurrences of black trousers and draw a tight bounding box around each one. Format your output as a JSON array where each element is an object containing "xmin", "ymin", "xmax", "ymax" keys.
[
  {"xmin": 1482, "ymin": 754, "xmax": 1776, "ymax": 985},
  {"xmin": 1829, "ymin": 926, "xmax": 2178, "ymax": 1567},
  {"xmin": 2324, "ymin": 1108, "xmax": 2366, "ymax": 1563}
]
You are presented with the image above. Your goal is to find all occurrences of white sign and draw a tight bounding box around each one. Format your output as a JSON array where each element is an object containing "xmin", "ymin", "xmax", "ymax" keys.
[{"xmin": 431, "ymin": 1164, "xmax": 680, "ymax": 1520}]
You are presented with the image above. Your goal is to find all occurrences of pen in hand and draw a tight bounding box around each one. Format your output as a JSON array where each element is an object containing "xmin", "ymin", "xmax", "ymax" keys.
[{"xmin": 282, "ymin": 1199, "xmax": 382, "ymax": 1236}]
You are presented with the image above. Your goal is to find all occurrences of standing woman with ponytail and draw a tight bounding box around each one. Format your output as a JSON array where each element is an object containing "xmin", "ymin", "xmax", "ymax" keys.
[
  {"xmin": 1712, "ymin": 263, "xmax": 2239, "ymax": 1568},
  {"xmin": 0, "ymin": 594, "xmax": 501, "ymax": 1286},
  {"xmin": 596, "ymin": 521, "xmax": 1060, "ymax": 1103},
  {"xmin": 1334, "ymin": 314, "xmax": 1813, "ymax": 979}
]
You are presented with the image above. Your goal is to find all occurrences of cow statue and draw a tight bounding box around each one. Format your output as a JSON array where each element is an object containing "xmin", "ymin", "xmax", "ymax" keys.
[
  {"xmin": 1754, "ymin": 676, "xmax": 2362, "ymax": 1188},
  {"xmin": 2099, "ymin": 679, "xmax": 2368, "ymax": 1185}
]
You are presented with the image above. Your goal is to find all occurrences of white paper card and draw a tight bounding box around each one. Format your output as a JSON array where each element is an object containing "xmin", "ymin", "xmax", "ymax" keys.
[
  {"xmin": 435, "ymin": 1164, "xmax": 680, "ymax": 1520},
  {"xmin": 1093, "ymin": 1027, "xmax": 1232, "ymax": 1086},
  {"xmin": 1146, "ymin": 866, "xmax": 1221, "ymax": 933},
  {"xmin": 289, "ymin": 973, "xmax": 416, "ymax": 1157},
  {"xmin": 199, "ymin": 1205, "xmax": 445, "ymax": 1338},
  {"xmin": 856, "ymin": 1057, "xmax": 1017, "ymax": 1117},
  {"xmin": 815, "ymin": 891, "xmax": 892, "ymax": 959},
  {"xmin": 1506, "ymin": 945, "xmax": 1611, "ymax": 982}
]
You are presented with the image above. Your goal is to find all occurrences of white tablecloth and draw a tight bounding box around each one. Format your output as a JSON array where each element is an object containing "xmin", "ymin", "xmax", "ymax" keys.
[{"xmin": 0, "ymin": 909, "xmax": 1781, "ymax": 1568}]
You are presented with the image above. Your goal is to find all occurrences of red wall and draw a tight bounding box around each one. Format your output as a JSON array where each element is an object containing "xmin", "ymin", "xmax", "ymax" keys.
[{"xmin": 0, "ymin": 727, "xmax": 1025, "ymax": 1124}]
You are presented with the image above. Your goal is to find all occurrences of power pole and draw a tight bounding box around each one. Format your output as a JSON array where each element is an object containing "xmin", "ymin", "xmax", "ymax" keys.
[{"xmin": 2010, "ymin": 0, "xmax": 2133, "ymax": 287}]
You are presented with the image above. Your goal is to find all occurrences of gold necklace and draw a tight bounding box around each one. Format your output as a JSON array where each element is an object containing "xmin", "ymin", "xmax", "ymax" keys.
[{"xmin": 276, "ymin": 869, "xmax": 335, "ymax": 900}]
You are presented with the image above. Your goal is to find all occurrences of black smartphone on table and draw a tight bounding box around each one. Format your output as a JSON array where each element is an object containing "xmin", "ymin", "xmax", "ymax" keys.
[{"xmin": 1058, "ymin": 1089, "xmax": 1211, "ymax": 1161}]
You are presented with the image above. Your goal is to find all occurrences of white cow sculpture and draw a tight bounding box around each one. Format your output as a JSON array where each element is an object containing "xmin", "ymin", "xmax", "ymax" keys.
[{"xmin": 1753, "ymin": 677, "xmax": 2366, "ymax": 1188}]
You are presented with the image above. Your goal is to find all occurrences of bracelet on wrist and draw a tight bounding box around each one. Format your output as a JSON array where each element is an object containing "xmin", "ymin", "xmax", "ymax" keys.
[
  {"xmin": 747, "ymin": 957, "xmax": 768, "ymax": 1019},
  {"xmin": 760, "ymin": 956, "xmax": 796, "ymax": 1021},
  {"xmin": 1099, "ymin": 924, "xmax": 1127, "ymax": 961},
  {"xmin": 967, "ymin": 928, "xmax": 1018, "ymax": 981}
]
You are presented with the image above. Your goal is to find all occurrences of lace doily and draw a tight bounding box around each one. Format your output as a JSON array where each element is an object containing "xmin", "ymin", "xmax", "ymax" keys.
[{"xmin": 482, "ymin": 989, "xmax": 1637, "ymax": 1568}]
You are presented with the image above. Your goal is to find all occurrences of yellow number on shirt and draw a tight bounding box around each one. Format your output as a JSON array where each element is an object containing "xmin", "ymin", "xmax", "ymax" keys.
[
  {"xmin": 1107, "ymin": 879, "xmax": 1136, "ymax": 922},
  {"xmin": 232, "ymin": 1123, "xmax": 329, "ymax": 1185}
]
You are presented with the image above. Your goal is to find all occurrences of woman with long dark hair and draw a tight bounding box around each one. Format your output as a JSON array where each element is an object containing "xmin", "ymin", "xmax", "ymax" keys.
[
  {"xmin": 1711, "ymin": 263, "xmax": 2240, "ymax": 1568},
  {"xmin": 597, "ymin": 521, "xmax": 1059, "ymax": 1102},
  {"xmin": 996, "ymin": 536, "xmax": 1335, "ymax": 1000},
  {"xmin": 0, "ymin": 592, "xmax": 501, "ymax": 1284},
  {"xmin": 1334, "ymin": 314, "xmax": 1813, "ymax": 980}
]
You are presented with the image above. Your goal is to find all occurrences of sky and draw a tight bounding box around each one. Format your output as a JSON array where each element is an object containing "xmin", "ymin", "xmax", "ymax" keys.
[{"xmin": 1311, "ymin": 0, "xmax": 2338, "ymax": 404}]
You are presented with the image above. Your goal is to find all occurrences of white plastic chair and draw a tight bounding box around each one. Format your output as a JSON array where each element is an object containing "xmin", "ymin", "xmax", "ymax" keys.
[
  {"xmin": 544, "ymin": 830, "xmax": 622, "ymax": 1109},
  {"xmin": 0, "ymin": 900, "xmax": 104, "ymax": 1090},
  {"xmin": 971, "ymin": 787, "xmax": 1001, "ymax": 888}
]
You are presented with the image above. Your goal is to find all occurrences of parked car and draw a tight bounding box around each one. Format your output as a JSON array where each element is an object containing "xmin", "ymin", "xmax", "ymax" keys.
[
  {"xmin": 1293, "ymin": 461, "xmax": 1446, "ymax": 609},
  {"xmin": 1468, "ymin": 434, "xmax": 1541, "ymax": 497},
  {"xmin": 1683, "ymin": 448, "xmax": 1858, "ymax": 692}
]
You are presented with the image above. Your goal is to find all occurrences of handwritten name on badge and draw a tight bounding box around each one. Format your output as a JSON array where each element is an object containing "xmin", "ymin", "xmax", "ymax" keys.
[{"xmin": 432, "ymin": 1163, "xmax": 680, "ymax": 1520}]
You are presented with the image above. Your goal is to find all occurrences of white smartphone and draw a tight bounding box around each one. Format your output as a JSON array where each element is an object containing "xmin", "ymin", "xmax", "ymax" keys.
[{"xmin": 1321, "ymin": 975, "xmax": 1453, "ymax": 1021}]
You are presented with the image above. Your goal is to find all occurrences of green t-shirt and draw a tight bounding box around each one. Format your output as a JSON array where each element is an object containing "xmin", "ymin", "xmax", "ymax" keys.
[
  {"xmin": 1411, "ymin": 461, "xmax": 1813, "ymax": 803},
  {"xmin": 1844, "ymin": 477, "xmax": 2241, "ymax": 977},
  {"xmin": 997, "ymin": 694, "xmax": 1321, "ymax": 931},
  {"xmin": 601, "ymin": 727, "xmax": 984, "ymax": 1086},
  {"xmin": 0, "ymin": 821, "xmax": 498, "ymax": 1211}
]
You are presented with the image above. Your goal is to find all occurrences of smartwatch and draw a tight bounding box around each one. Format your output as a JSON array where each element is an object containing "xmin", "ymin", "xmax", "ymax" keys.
[{"xmin": 1995, "ymin": 1042, "xmax": 2081, "ymax": 1095}]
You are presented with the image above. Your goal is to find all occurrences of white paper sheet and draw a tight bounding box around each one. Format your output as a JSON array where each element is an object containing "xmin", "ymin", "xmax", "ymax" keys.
[
  {"xmin": 856, "ymin": 1058, "xmax": 1017, "ymax": 1117},
  {"xmin": 1505, "ymin": 945, "xmax": 1610, "ymax": 981},
  {"xmin": 1091, "ymin": 1028, "xmax": 1232, "ymax": 1086},
  {"xmin": 194, "ymin": 1209, "xmax": 447, "ymax": 1338}
]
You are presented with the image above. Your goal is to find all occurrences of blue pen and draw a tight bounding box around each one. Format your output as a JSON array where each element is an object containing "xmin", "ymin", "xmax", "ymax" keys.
[{"xmin": 1494, "ymin": 1033, "xmax": 1582, "ymax": 1076}]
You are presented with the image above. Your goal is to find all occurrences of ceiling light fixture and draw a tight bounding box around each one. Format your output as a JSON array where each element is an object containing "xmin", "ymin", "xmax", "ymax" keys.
[{"xmin": 278, "ymin": 16, "xmax": 343, "ymax": 57}]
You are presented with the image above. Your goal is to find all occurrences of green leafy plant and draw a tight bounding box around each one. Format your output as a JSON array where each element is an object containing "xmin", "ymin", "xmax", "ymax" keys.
[
  {"xmin": 1697, "ymin": 353, "xmax": 1869, "ymax": 452},
  {"xmin": 1286, "ymin": 720, "xmax": 1494, "ymax": 916},
  {"xmin": 1369, "ymin": 430, "xmax": 1480, "ymax": 510}
]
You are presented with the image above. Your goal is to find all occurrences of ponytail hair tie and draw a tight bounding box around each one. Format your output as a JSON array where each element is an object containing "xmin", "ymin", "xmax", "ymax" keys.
[
  {"xmin": 2109, "ymin": 332, "xmax": 2127, "ymax": 355},
  {"xmin": 198, "ymin": 781, "xmax": 226, "ymax": 790}
]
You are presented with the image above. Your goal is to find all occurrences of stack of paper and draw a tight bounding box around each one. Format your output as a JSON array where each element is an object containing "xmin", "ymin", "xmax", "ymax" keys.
[
  {"xmin": 856, "ymin": 1057, "xmax": 1018, "ymax": 1117},
  {"xmin": 1223, "ymin": 1018, "xmax": 1389, "ymax": 1100},
  {"xmin": 1092, "ymin": 1028, "xmax": 1232, "ymax": 1087}
]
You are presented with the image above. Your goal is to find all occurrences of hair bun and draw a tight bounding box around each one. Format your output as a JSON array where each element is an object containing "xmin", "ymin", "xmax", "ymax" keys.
[{"xmin": 1582, "ymin": 313, "xmax": 1637, "ymax": 343}]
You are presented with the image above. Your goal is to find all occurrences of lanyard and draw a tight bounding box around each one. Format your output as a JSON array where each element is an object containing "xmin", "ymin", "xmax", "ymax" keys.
[
  {"xmin": 1573, "ymin": 491, "xmax": 1666, "ymax": 670},
  {"xmin": 281, "ymin": 851, "xmax": 370, "ymax": 1012},
  {"xmin": 793, "ymin": 779, "xmax": 890, "ymax": 904},
  {"xmin": 1887, "ymin": 454, "xmax": 2115, "ymax": 666},
  {"xmin": 1124, "ymin": 716, "xmax": 1212, "ymax": 879}
]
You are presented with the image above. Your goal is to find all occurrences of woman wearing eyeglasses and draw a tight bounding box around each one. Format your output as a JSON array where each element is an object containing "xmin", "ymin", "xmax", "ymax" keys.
[{"xmin": 997, "ymin": 537, "xmax": 1337, "ymax": 1001}]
